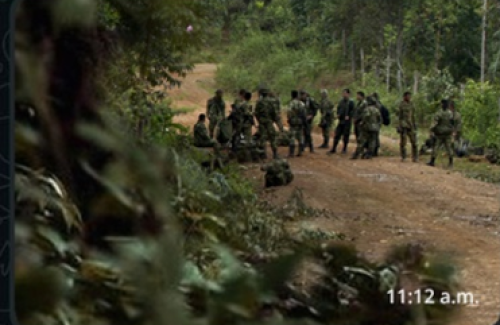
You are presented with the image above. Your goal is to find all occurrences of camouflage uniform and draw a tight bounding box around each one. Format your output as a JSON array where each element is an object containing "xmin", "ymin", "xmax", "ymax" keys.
[
  {"xmin": 240, "ymin": 100, "xmax": 254, "ymax": 143},
  {"xmin": 354, "ymin": 98, "xmax": 368, "ymax": 141},
  {"xmin": 302, "ymin": 96, "xmax": 319, "ymax": 152},
  {"xmin": 330, "ymin": 98, "xmax": 355, "ymax": 154},
  {"xmin": 352, "ymin": 104, "xmax": 381, "ymax": 159},
  {"xmin": 397, "ymin": 100, "xmax": 418, "ymax": 161},
  {"xmin": 318, "ymin": 96, "xmax": 335, "ymax": 148},
  {"xmin": 194, "ymin": 121, "xmax": 220, "ymax": 153},
  {"xmin": 206, "ymin": 96, "xmax": 226, "ymax": 138},
  {"xmin": 255, "ymin": 92, "xmax": 279, "ymax": 159},
  {"xmin": 373, "ymin": 98, "xmax": 383, "ymax": 155},
  {"xmin": 269, "ymin": 93, "xmax": 284, "ymax": 133},
  {"xmin": 428, "ymin": 108, "xmax": 454, "ymax": 166},
  {"xmin": 287, "ymin": 98, "xmax": 306, "ymax": 157}
]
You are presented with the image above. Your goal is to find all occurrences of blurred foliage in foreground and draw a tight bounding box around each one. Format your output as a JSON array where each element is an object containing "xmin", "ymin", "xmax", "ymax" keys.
[{"xmin": 14, "ymin": 0, "xmax": 462, "ymax": 324}]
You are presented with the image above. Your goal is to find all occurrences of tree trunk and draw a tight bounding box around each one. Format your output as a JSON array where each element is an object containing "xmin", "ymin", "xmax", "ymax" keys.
[
  {"xmin": 434, "ymin": 9, "xmax": 442, "ymax": 71},
  {"xmin": 386, "ymin": 48, "xmax": 391, "ymax": 92},
  {"xmin": 481, "ymin": 0, "xmax": 488, "ymax": 84},
  {"xmin": 397, "ymin": 70, "xmax": 402, "ymax": 92},
  {"xmin": 360, "ymin": 48, "xmax": 365, "ymax": 86},
  {"xmin": 413, "ymin": 71, "xmax": 419, "ymax": 94},
  {"xmin": 351, "ymin": 41, "xmax": 356, "ymax": 79},
  {"xmin": 342, "ymin": 29, "xmax": 347, "ymax": 59}
]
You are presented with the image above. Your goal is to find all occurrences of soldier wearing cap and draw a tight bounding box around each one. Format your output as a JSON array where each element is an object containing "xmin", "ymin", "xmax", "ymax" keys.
[
  {"xmin": 300, "ymin": 89, "xmax": 319, "ymax": 153},
  {"xmin": 206, "ymin": 89, "xmax": 226, "ymax": 138},
  {"xmin": 254, "ymin": 86, "xmax": 280, "ymax": 159}
]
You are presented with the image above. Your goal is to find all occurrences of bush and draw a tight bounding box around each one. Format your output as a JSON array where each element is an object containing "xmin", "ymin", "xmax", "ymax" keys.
[{"xmin": 459, "ymin": 80, "xmax": 500, "ymax": 147}]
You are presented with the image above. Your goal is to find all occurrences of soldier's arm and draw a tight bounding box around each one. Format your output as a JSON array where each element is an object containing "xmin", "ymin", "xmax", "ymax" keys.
[{"xmin": 410, "ymin": 103, "xmax": 417, "ymax": 129}]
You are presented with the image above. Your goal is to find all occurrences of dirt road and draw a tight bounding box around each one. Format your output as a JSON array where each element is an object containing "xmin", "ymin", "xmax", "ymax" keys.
[{"xmin": 170, "ymin": 64, "xmax": 500, "ymax": 325}]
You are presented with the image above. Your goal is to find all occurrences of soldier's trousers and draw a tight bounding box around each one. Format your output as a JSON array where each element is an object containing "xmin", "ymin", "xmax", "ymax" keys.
[
  {"xmin": 399, "ymin": 127, "xmax": 418, "ymax": 158},
  {"xmin": 332, "ymin": 122, "xmax": 352, "ymax": 150},
  {"xmin": 431, "ymin": 135, "xmax": 453, "ymax": 159},
  {"xmin": 242, "ymin": 125, "xmax": 253, "ymax": 144},
  {"xmin": 354, "ymin": 129, "xmax": 377, "ymax": 156},
  {"xmin": 303, "ymin": 121, "xmax": 314, "ymax": 148},
  {"xmin": 321, "ymin": 125, "xmax": 332, "ymax": 145},
  {"xmin": 258, "ymin": 122, "xmax": 277, "ymax": 153},
  {"xmin": 194, "ymin": 140, "xmax": 221, "ymax": 155},
  {"xmin": 208, "ymin": 118, "xmax": 220, "ymax": 138},
  {"xmin": 289, "ymin": 125, "xmax": 304, "ymax": 149}
]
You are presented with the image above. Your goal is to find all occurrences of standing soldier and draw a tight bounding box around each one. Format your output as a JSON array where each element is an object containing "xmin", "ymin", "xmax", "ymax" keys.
[
  {"xmin": 427, "ymin": 100, "xmax": 454, "ymax": 168},
  {"xmin": 269, "ymin": 92, "xmax": 285, "ymax": 133},
  {"xmin": 254, "ymin": 87, "xmax": 280, "ymax": 159},
  {"xmin": 397, "ymin": 91, "xmax": 418, "ymax": 162},
  {"xmin": 233, "ymin": 89, "xmax": 246, "ymax": 107},
  {"xmin": 229, "ymin": 90, "xmax": 247, "ymax": 150},
  {"xmin": 287, "ymin": 90, "xmax": 306, "ymax": 157},
  {"xmin": 353, "ymin": 91, "xmax": 368, "ymax": 142},
  {"xmin": 206, "ymin": 89, "xmax": 226, "ymax": 138},
  {"xmin": 300, "ymin": 90, "xmax": 319, "ymax": 153},
  {"xmin": 318, "ymin": 89, "xmax": 335, "ymax": 148},
  {"xmin": 371, "ymin": 92, "xmax": 389, "ymax": 156},
  {"xmin": 449, "ymin": 98, "xmax": 462, "ymax": 149},
  {"xmin": 329, "ymin": 89, "xmax": 355, "ymax": 155},
  {"xmin": 240, "ymin": 91, "xmax": 254, "ymax": 143},
  {"xmin": 351, "ymin": 96, "xmax": 381, "ymax": 159}
]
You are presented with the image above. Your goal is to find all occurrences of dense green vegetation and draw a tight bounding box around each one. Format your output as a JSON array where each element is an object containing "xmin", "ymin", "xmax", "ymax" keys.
[
  {"xmin": 213, "ymin": 0, "xmax": 500, "ymax": 148},
  {"xmin": 13, "ymin": 0, "xmax": 490, "ymax": 325}
]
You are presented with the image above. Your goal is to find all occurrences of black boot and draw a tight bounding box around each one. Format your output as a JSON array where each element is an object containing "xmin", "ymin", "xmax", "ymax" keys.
[
  {"xmin": 309, "ymin": 143, "xmax": 315, "ymax": 153},
  {"xmin": 426, "ymin": 157, "xmax": 435, "ymax": 166},
  {"xmin": 272, "ymin": 148, "xmax": 279, "ymax": 159},
  {"xmin": 341, "ymin": 143, "xmax": 347, "ymax": 154},
  {"xmin": 319, "ymin": 137, "xmax": 328, "ymax": 148},
  {"xmin": 297, "ymin": 144, "xmax": 304, "ymax": 157},
  {"xmin": 448, "ymin": 157, "xmax": 453, "ymax": 168},
  {"xmin": 288, "ymin": 145, "xmax": 295, "ymax": 158},
  {"xmin": 373, "ymin": 147, "xmax": 379, "ymax": 157},
  {"xmin": 401, "ymin": 148, "xmax": 407, "ymax": 161}
]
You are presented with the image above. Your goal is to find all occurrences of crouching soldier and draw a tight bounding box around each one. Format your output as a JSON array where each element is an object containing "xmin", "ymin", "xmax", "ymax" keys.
[{"xmin": 194, "ymin": 114, "xmax": 220, "ymax": 152}]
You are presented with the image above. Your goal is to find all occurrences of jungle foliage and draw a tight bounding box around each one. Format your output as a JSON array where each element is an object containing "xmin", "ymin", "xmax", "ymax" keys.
[
  {"xmin": 15, "ymin": 0, "xmax": 464, "ymax": 325},
  {"xmin": 214, "ymin": 0, "xmax": 500, "ymax": 148}
]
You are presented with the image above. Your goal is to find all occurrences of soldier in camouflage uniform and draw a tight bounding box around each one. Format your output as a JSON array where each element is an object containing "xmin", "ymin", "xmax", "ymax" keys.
[
  {"xmin": 397, "ymin": 91, "xmax": 418, "ymax": 162},
  {"xmin": 329, "ymin": 89, "xmax": 355, "ymax": 155},
  {"xmin": 372, "ymin": 92, "xmax": 383, "ymax": 156},
  {"xmin": 287, "ymin": 90, "xmax": 306, "ymax": 157},
  {"xmin": 269, "ymin": 92, "xmax": 285, "ymax": 133},
  {"xmin": 233, "ymin": 89, "xmax": 246, "ymax": 108},
  {"xmin": 449, "ymin": 98, "xmax": 462, "ymax": 149},
  {"xmin": 427, "ymin": 99, "xmax": 454, "ymax": 168},
  {"xmin": 240, "ymin": 91, "xmax": 254, "ymax": 143},
  {"xmin": 229, "ymin": 90, "xmax": 247, "ymax": 150},
  {"xmin": 194, "ymin": 114, "xmax": 220, "ymax": 152},
  {"xmin": 353, "ymin": 91, "xmax": 368, "ymax": 142},
  {"xmin": 318, "ymin": 89, "xmax": 335, "ymax": 148},
  {"xmin": 206, "ymin": 89, "xmax": 226, "ymax": 138},
  {"xmin": 351, "ymin": 96, "xmax": 381, "ymax": 159},
  {"xmin": 300, "ymin": 90, "xmax": 319, "ymax": 153},
  {"xmin": 254, "ymin": 87, "xmax": 280, "ymax": 159}
]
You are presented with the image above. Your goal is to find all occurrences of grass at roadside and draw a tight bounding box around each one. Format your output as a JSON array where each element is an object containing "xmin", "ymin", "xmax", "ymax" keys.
[{"xmin": 380, "ymin": 128, "xmax": 500, "ymax": 184}]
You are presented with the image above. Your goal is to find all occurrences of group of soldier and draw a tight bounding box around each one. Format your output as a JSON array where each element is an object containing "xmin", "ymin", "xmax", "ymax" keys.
[{"xmin": 193, "ymin": 86, "xmax": 462, "ymax": 168}]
